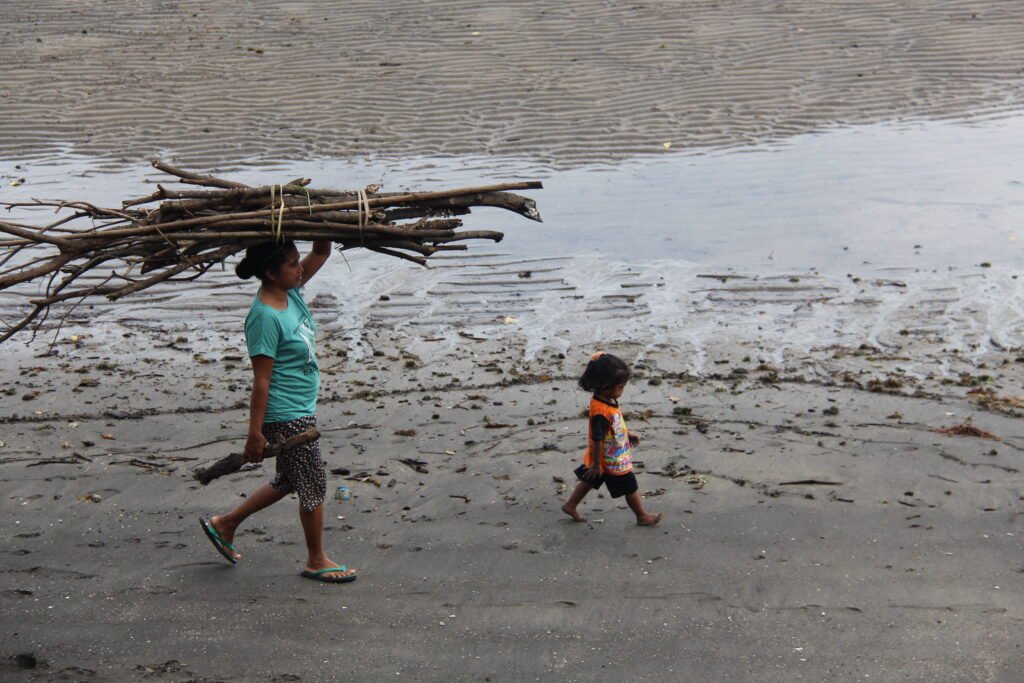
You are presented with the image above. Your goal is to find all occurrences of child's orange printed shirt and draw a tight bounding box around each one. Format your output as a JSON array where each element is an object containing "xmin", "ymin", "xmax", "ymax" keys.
[{"xmin": 584, "ymin": 396, "xmax": 633, "ymax": 475}]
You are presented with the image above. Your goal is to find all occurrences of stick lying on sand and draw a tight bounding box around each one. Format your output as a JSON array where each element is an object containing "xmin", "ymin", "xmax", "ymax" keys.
[
  {"xmin": 0, "ymin": 160, "xmax": 543, "ymax": 343},
  {"xmin": 193, "ymin": 428, "xmax": 320, "ymax": 485}
]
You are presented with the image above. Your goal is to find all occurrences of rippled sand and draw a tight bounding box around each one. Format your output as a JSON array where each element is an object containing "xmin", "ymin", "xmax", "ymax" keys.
[{"xmin": 2, "ymin": 1, "xmax": 1024, "ymax": 166}]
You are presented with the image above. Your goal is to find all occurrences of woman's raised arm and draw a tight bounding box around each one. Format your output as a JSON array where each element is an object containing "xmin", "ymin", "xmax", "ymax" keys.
[{"xmin": 299, "ymin": 240, "xmax": 332, "ymax": 286}]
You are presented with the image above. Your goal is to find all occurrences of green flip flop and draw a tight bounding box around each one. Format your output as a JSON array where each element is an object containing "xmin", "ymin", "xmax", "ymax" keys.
[
  {"xmin": 199, "ymin": 517, "xmax": 238, "ymax": 565},
  {"xmin": 300, "ymin": 566, "xmax": 357, "ymax": 583}
]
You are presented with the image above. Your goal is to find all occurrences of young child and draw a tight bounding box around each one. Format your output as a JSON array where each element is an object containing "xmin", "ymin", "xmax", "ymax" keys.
[{"xmin": 561, "ymin": 352, "xmax": 663, "ymax": 526}]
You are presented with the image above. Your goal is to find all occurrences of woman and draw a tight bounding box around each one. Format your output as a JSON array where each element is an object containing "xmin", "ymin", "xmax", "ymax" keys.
[{"xmin": 200, "ymin": 239, "xmax": 356, "ymax": 583}]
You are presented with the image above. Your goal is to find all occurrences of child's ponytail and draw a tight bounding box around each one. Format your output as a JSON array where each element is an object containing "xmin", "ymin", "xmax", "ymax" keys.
[{"xmin": 579, "ymin": 352, "xmax": 631, "ymax": 393}]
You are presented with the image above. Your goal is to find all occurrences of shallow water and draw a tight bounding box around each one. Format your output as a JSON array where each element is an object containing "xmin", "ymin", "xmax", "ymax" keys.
[
  {"xmin": 5, "ymin": 115, "xmax": 1022, "ymax": 270},
  {"xmin": 1, "ymin": 116, "xmax": 1023, "ymax": 365}
]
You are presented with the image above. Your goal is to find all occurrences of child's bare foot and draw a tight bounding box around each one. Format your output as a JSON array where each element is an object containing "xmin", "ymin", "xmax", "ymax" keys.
[
  {"xmin": 637, "ymin": 512, "xmax": 663, "ymax": 526},
  {"xmin": 561, "ymin": 503, "xmax": 586, "ymax": 523}
]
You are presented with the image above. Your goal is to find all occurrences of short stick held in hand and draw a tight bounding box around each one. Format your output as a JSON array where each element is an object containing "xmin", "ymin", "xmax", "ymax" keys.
[{"xmin": 192, "ymin": 428, "xmax": 320, "ymax": 485}]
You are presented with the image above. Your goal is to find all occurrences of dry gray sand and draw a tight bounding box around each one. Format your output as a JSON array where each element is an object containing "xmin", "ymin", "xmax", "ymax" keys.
[{"xmin": 2, "ymin": 2, "xmax": 1024, "ymax": 682}]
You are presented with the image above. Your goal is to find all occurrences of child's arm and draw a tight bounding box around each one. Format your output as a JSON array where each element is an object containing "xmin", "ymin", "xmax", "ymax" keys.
[
  {"xmin": 583, "ymin": 435, "xmax": 604, "ymax": 481},
  {"xmin": 583, "ymin": 414, "xmax": 610, "ymax": 480}
]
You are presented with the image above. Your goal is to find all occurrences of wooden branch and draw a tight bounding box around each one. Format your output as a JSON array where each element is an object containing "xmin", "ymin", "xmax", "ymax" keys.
[
  {"xmin": 127, "ymin": 182, "xmax": 347, "ymax": 208},
  {"xmin": 106, "ymin": 244, "xmax": 241, "ymax": 301},
  {"xmin": 0, "ymin": 163, "xmax": 543, "ymax": 343},
  {"xmin": 0, "ymin": 221, "xmax": 73, "ymax": 249},
  {"xmin": 365, "ymin": 246, "xmax": 428, "ymax": 266},
  {"xmin": 428, "ymin": 230, "xmax": 505, "ymax": 243},
  {"xmin": 62, "ymin": 182, "xmax": 544, "ymax": 240},
  {"xmin": 192, "ymin": 428, "xmax": 320, "ymax": 485},
  {"xmin": 0, "ymin": 302, "xmax": 46, "ymax": 344},
  {"xmin": 415, "ymin": 191, "xmax": 543, "ymax": 222},
  {"xmin": 151, "ymin": 160, "xmax": 250, "ymax": 189},
  {"xmin": 0, "ymin": 252, "xmax": 75, "ymax": 290}
]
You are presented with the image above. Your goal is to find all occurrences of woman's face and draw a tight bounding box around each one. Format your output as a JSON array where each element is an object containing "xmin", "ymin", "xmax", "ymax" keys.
[{"xmin": 267, "ymin": 247, "xmax": 302, "ymax": 289}]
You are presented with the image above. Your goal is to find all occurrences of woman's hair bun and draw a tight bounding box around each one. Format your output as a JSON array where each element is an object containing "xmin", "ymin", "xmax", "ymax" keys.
[
  {"xmin": 235, "ymin": 256, "xmax": 256, "ymax": 280},
  {"xmin": 235, "ymin": 240, "xmax": 296, "ymax": 281}
]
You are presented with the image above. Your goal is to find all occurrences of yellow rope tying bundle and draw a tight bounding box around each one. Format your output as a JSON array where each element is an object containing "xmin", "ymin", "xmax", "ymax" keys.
[
  {"xmin": 269, "ymin": 184, "xmax": 278, "ymax": 242},
  {"xmin": 356, "ymin": 188, "xmax": 369, "ymax": 246},
  {"xmin": 299, "ymin": 186, "xmax": 313, "ymax": 216},
  {"xmin": 268, "ymin": 183, "xmax": 314, "ymax": 243},
  {"xmin": 269, "ymin": 184, "xmax": 287, "ymax": 243}
]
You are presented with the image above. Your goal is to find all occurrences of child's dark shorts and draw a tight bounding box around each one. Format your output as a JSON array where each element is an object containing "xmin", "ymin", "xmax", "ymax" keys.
[
  {"xmin": 574, "ymin": 465, "xmax": 638, "ymax": 499},
  {"xmin": 264, "ymin": 415, "xmax": 326, "ymax": 512}
]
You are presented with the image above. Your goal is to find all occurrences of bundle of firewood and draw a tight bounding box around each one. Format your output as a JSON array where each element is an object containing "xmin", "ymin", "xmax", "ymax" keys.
[{"xmin": 0, "ymin": 161, "xmax": 542, "ymax": 342}]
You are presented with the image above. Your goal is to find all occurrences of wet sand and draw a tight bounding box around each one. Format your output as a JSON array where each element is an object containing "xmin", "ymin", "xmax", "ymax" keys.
[
  {"xmin": 2, "ymin": 319, "xmax": 1023, "ymax": 681},
  {"xmin": 2, "ymin": 1, "xmax": 1024, "ymax": 682},
  {"xmin": 2, "ymin": 1, "xmax": 1024, "ymax": 167}
]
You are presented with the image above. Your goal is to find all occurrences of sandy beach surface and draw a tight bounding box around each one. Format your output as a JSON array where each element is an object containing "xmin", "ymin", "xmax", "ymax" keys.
[
  {"xmin": 3, "ymin": 0, "xmax": 1024, "ymax": 167},
  {"xmin": 2, "ymin": 2, "xmax": 1024, "ymax": 682}
]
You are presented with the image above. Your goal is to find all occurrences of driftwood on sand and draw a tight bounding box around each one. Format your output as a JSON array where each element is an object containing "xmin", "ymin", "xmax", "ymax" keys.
[
  {"xmin": 0, "ymin": 160, "xmax": 543, "ymax": 343},
  {"xmin": 192, "ymin": 428, "xmax": 321, "ymax": 485}
]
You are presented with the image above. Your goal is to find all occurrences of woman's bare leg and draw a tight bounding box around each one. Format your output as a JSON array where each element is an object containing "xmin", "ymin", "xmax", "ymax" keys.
[
  {"xmin": 299, "ymin": 504, "xmax": 356, "ymax": 579},
  {"xmin": 210, "ymin": 482, "xmax": 286, "ymax": 560}
]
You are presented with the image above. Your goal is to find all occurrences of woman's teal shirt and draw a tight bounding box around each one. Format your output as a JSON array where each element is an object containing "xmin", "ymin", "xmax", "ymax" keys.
[{"xmin": 244, "ymin": 288, "xmax": 320, "ymax": 422}]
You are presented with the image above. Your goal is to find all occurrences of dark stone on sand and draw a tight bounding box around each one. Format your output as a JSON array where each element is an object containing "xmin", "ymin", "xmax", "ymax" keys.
[{"xmin": 8, "ymin": 653, "xmax": 40, "ymax": 670}]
